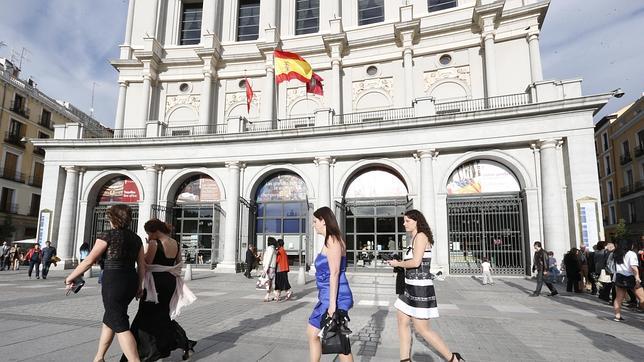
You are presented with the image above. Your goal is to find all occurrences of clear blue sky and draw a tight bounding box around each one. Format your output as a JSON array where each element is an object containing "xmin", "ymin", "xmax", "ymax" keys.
[{"xmin": 0, "ymin": 0, "xmax": 642, "ymax": 128}]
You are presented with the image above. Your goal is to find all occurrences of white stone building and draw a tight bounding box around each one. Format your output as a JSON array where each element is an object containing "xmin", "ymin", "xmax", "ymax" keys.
[{"xmin": 35, "ymin": 0, "xmax": 616, "ymax": 274}]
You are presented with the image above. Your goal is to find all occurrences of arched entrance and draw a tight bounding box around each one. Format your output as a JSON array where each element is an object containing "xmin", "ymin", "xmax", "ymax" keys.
[
  {"xmin": 90, "ymin": 176, "xmax": 140, "ymax": 247},
  {"xmin": 170, "ymin": 174, "xmax": 223, "ymax": 266},
  {"xmin": 254, "ymin": 172, "xmax": 309, "ymax": 265},
  {"xmin": 339, "ymin": 168, "xmax": 411, "ymax": 271},
  {"xmin": 446, "ymin": 159, "xmax": 527, "ymax": 275}
]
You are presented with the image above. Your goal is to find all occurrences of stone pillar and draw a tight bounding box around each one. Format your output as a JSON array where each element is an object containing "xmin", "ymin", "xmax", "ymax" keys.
[
  {"xmin": 123, "ymin": 0, "xmax": 136, "ymax": 46},
  {"xmin": 527, "ymin": 31, "xmax": 544, "ymax": 82},
  {"xmin": 261, "ymin": 62, "xmax": 275, "ymax": 122},
  {"xmin": 138, "ymin": 165, "xmax": 159, "ymax": 238},
  {"xmin": 115, "ymin": 81, "xmax": 128, "ymax": 130},
  {"xmin": 57, "ymin": 166, "xmax": 80, "ymax": 267},
  {"xmin": 199, "ymin": 71, "xmax": 213, "ymax": 127},
  {"xmin": 140, "ymin": 74, "xmax": 153, "ymax": 128},
  {"xmin": 331, "ymin": 59, "xmax": 342, "ymax": 115},
  {"xmin": 148, "ymin": 0, "xmax": 160, "ymax": 38},
  {"xmin": 403, "ymin": 48, "xmax": 414, "ymax": 106},
  {"xmin": 314, "ymin": 157, "xmax": 332, "ymax": 257},
  {"xmin": 201, "ymin": 0, "xmax": 218, "ymax": 44},
  {"xmin": 220, "ymin": 161, "xmax": 241, "ymax": 273},
  {"xmin": 482, "ymin": 31, "xmax": 497, "ymax": 97},
  {"xmin": 418, "ymin": 150, "xmax": 437, "ymax": 230},
  {"xmin": 539, "ymin": 139, "xmax": 567, "ymax": 263}
]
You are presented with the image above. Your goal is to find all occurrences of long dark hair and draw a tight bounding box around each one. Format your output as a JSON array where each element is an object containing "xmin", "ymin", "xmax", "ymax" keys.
[
  {"xmin": 313, "ymin": 206, "xmax": 344, "ymax": 248},
  {"xmin": 614, "ymin": 240, "xmax": 636, "ymax": 265},
  {"xmin": 404, "ymin": 209, "xmax": 434, "ymax": 245}
]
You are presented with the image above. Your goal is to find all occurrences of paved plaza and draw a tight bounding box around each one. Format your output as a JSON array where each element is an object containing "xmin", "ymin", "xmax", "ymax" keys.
[{"xmin": 0, "ymin": 268, "xmax": 642, "ymax": 362}]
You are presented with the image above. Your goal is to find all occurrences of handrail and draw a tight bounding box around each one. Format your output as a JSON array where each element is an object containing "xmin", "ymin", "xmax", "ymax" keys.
[
  {"xmin": 435, "ymin": 93, "xmax": 531, "ymax": 114},
  {"xmin": 332, "ymin": 107, "xmax": 415, "ymax": 125}
]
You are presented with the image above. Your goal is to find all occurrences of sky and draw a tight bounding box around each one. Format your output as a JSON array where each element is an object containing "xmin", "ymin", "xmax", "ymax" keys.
[{"xmin": 0, "ymin": 0, "xmax": 642, "ymax": 128}]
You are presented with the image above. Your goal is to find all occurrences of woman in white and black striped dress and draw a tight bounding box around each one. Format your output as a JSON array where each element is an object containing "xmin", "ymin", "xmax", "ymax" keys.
[{"xmin": 387, "ymin": 209, "xmax": 464, "ymax": 362}]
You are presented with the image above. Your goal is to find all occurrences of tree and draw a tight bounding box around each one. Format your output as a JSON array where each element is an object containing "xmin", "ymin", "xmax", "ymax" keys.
[
  {"xmin": 613, "ymin": 218, "xmax": 628, "ymax": 242},
  {"xmin": 0, "ymin": 215, "xmax": 16, "ymax": 240}
]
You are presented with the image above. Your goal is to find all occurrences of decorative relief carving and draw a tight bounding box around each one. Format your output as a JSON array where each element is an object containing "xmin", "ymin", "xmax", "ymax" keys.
[
  {"xmin": 225, "ymin": 91, "xmax": 261, "ymax": 114},
  {"xmin": 352, "ymin": 77, "xmax": 394, "ymax": 107},
  {"xmin": 423, "ymin": 66, "xmax": 471, "ymax": 94},
  {"xmin": 165, "ymin": 95, "xmax": 200, "ymax": 113},
  {"xmin": 287, "ymin": 87, "xmax": 323, "ymax": 110}
]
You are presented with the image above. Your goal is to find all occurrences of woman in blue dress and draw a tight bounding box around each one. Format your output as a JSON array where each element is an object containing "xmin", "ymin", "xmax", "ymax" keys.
[{"xmin": 307, "ymin": 206, "xmax": 354, "ymax": 362}]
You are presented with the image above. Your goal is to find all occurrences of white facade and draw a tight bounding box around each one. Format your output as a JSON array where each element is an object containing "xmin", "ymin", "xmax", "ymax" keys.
[{"xmin": 35, "ymin": 0, "xmax": 613, "ymax": 274}]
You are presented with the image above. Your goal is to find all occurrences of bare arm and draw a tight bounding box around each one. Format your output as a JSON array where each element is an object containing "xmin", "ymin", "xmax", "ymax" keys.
[
  {"xmin": 326, "ymin": 237, "xmax": 343, "ymax": 316},
  {"xmin": 145, "ymin": 240, "xmax": 157, "ymax": 265},
  {"xmin": 65, "ymin": 239, "xmax": 107, "ymax": 284},
  {"xmin": 389, "ymin": 234, "xmax": 428, "ymax": 269},
  {"xmin": 136, "ymin": 245, "xmax": 146, "ymax": 299}
]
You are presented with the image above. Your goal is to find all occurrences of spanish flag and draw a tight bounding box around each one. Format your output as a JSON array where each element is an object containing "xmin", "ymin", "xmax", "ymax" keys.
[{"xmin": 274, "ymin": 50, "xmax": 313, "ymax": 84}]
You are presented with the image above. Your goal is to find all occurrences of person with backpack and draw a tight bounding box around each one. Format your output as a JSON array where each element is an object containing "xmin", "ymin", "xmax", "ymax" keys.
[{"xmin": 26, "ymin": 243, "xmax": 43, "ymax": 279}]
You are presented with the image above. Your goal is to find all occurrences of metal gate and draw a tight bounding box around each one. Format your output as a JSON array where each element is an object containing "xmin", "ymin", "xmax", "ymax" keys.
[
  {"xmin": 447, "ymin": 193, "xmax": 526, "ymax": 275},
  {"xmin": 90, "ymin": 205, "xmax": 139, "ymax": 247}
]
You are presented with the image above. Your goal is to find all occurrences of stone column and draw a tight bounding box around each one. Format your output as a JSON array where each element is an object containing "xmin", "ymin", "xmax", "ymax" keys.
[
  {"xmin": 261, "ymin": 62, "xmax": 275, "ymax": 122},
  {"xmin": 199, "ymin": 71, "xmax": 213, "ymax": 127},
  {"xmin": 140, "ymin": 74, "xmax": 152, "ymax": 128},
  {"xmin": 148, "ymin": 0, "xmax": 160, "ymax": 38},
  {"xmin": 482, "ymin": 31, "xmax": 497, "ymax": 97},
  {"xmin": 403, "ymin": 48, "xmax": 414, "ymax": 106},
  {"xmin": 527, "ymin": 31, "xmax": 544, "ymax": 82},
  {"xmin": 57, "ymin": 166, "xmax": 80, "ymax": 267},
  {"xmin": 331, "ymin": 59, "xmax": 342, "ymax": 115},
  {"xmin": 220, "ymin": 161, "xmax": 241, "ymax": 273},
  {"xmin": 418, "ymin": 150, "xmax": 437, "ymax": 230},
  {"xmin": 114, "ymin": 81, "xmax": 128, "ymax": 130},
  {"xmin": 314, "ymin": 157, "xmax": 332, "ymax": 257},
  {"xmin": 123, "ymin": 0, "xmax": 136, "ymax": 46},
  {"xmin": 539, "ymin": 139, "xmax": 567, "ymax": 263},
  {"xmin": 138, "ymin": 165, "xmax": 159, "ymax": 238}
]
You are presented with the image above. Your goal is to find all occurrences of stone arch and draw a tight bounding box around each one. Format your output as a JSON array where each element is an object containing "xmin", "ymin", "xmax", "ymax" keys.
[
  {"xmin": 165, "ymin": 105, "xmax": 198, "ymax": 125},
  {"xmin": 354, "ymin": 90, "xmax": 392, "ymax": 111},
  {"xmin": 161, "ymin": 168, "xmax": 227, "ymax": 204},
  {"xmin": 428, "ymin": 79, "xmax": 470, "ymax": 102},
  {"xmin": 245, "ymin": 164, "xmax": 315, "ymax": 201},
  {"xmin": 336, "ymin": 159, "xmax": 415, "ymax": 199},
  {"xmin": 82, "ymin": 170, "xmax": 145, "ymax": 203},
  {"xmin": 439, "ymin": 150, "xmax": 533, "ymax": 193}
]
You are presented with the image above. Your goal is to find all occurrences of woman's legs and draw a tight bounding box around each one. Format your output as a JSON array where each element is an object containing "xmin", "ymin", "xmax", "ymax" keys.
[
  {"xmin": 116, "ymin": 330, "xmax": 140, "ymax": 362},
  {"xmin": 94, "ymin": 324, "xmax": 115, "ymax": 361},
  {"xmin": 613, "ymin": 287, "xmax": 626, "ymax": 319},
  {"xmin": 306, "ymin": 324, "xmax": 321, "ymax": 362},
  {"xmin": 397, "ymin": 310, "xmax": 412, "ymax": 360},
  {"xmin": 411, "ymin": 317, "xmax": 453, "ymax": 361}
]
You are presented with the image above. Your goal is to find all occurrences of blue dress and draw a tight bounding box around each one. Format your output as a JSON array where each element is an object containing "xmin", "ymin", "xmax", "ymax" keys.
[{"xmin": 308, "ymin": 253, "xmax": 354, "ymax": 328}]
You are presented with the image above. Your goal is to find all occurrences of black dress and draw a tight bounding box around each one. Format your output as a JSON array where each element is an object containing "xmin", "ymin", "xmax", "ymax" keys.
[
  {"xmin": 122, "ymin": 240, "xmax": 195, "ymax": 362},
  {"xmin": 100, "ymin": 228, "xmax": 143, "ymax": 333}
]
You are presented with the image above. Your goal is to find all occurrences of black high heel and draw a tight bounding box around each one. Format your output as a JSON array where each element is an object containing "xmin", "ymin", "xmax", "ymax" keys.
[
  {"xmin": 450, "ymin": 352, "xmax": 465, "ymax": 361},
  {"xmin": 400, "ymin": 359, "xmax": 411, "ymax": 362},
  {"xmin": 182, "ymin": 340, "xmax": 197, "ymax": 360}
]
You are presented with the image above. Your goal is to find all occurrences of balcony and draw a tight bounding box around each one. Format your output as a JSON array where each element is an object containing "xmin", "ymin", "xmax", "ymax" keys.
[
  {"xmin": 163, "ymin": 124, "xmax": 227, "ymax": 137},
  {"xmin": 9, "ymin": 106, "xmax": 30, "ymax": 119},
  {"xmin": 32, "ymin": 146, "xmax": 46, "ymax": 157},
  {"xmin": 635, "ymin": 180, "xmax": 644, "ymax": 192},
  {"xmin": 634, "ymin": 145, "xmax": 644, "ymax": 158},
  {"xmin": 620, "ymin": 153, "xmax": 632, "ymax": 165},
  {"xmin": 620, "ymin": 184, "xmax": 636, "ymax": 197},
  {"xmin": 0, "ymin": 203, "xmax": 19, "ymax": 214},
  {"xmin": 39, "ymin": 117, "xmax": 53, "ymax": 130},
  {"xmin": 28, "ymin": 175, "xmax": 43, "ymax": 187},
  {"xmin": 332, "ymin": 108, "xmax": 414, "ymax": 125},
  {"xmin": 434, "ymin": 93, "xmax": 531, "ymax": 115},
  {"xmin": 4, "ymin": 132, "xmax": 25, "ymax": 147},
  {"xmin": 0, "ymin": 168, "xmax": 26, "ymax": 183}
]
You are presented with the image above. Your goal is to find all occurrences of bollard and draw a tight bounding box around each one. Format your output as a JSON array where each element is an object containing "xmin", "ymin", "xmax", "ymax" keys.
[
  {"xmin": 185, "ymin": 264, "xmax": 193, "ymax": 281},
  {"xmin": 297, "ymin": 266, "xmax": 306, "ymax": 285}
]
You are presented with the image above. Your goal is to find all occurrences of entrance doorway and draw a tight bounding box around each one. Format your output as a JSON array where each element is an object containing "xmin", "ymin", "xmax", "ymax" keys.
[{"xmin": 90, "ymin": 176, "xmax": 140, "ymax": 248}]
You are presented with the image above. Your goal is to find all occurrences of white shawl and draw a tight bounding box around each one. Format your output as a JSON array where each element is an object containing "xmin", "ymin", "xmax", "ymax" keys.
[{"xmin": 143, "ymin": 262, "xmax": 197, "ymax": 320}]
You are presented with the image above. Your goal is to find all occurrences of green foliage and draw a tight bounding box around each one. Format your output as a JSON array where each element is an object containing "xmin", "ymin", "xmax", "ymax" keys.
[{"xmin": 614, "ymin": 218, "xmax": 628, "ymax": 241}]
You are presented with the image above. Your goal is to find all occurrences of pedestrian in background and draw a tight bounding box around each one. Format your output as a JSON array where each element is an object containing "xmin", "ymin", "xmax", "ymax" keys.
[
  {"xmin": 547, "ymin": 251, "xmax": 560, "ymax": 283},
  {"xmin": 244, "ymin": 244, "xmax": 255, "ymax": 279},
  {"xmin": 26, "ymin": 243, "xmax": 42, "ymax": 279},
  {"xmin": 0, "ymin": 241, "xmax": 9, "ymax": 270},
  {"xmin": 41, "ymin": 241, "xmax": 57, "ymax": 279},
  {"xmin": 13, "ymin": 245, "xmax": 22, "ymax": 270},
  {"xmin": 481, "ymin": 257, "xmax": 494, "ymax": 285},
  {"xmin": 261, "ymin": 237, "xmax": 277, "ymax": 302},
  {"xmin": 612, "ymin": 240, "xmax": 643, "ymax": 321},
  {"xmin": 274, "ymin": 239, "xmax": 293, "ymax": 301},
  {"xmin": 563, "ymin": 248, "xmax": 583, "ymax": 293},
  {"xmin": 579, "ymin": 245, "xmax": 590, "ymax": 290},
  {"xmin": 531, "ymin": 242, "xmax": 558, "ymax": 297}
]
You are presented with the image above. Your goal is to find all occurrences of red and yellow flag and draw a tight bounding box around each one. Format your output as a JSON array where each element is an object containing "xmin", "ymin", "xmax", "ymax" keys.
[{"xmin": 274, "ymin": 50, "xmax": 313, "ymax": 84}]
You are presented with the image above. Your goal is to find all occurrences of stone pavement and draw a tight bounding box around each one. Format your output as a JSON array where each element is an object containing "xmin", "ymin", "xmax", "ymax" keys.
[{"xmin": 0, "ymin": 268, "xmax": 642, "ymax": 362}]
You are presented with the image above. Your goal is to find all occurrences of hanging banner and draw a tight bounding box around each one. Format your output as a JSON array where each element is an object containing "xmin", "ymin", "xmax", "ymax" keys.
[
  {"xmin": 577, "ymin": 198, "xmax": 600, "ymax": 248},
  {"xmin": 36, "ymin": 209, "xmax": 52, "ymax": 247}
]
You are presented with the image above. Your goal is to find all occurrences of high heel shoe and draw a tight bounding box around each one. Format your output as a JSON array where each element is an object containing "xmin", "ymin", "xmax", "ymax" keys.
[
  {"xmin": 182, "ymin": 340, "xmax": 197, "ymax": 360},
  {"xmin": 450, "ymin": 352, "xmax": 465, "ymax": 361}
]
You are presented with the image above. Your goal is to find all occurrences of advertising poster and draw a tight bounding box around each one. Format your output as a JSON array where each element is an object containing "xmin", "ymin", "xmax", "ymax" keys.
[{"xmin": 447, "ymin": 160, "xmax": 520, "ymax": 195}]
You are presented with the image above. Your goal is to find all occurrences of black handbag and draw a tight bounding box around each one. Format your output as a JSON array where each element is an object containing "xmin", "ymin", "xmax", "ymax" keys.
[
  {"xmin": 614, "ymin": 274, "xmax": 636, "ymax": 289},
  {"xmin": 321, "ymin": 310, "xmax": 351, "ymax": 355}
]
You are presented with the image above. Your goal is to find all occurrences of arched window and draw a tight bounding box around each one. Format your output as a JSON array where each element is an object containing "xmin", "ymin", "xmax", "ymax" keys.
[
  {"xmin": 447, "ymin": 160, "xmax": 520, "ymax": 195},
  {"xmin": 358, "ymin": 0, "xmax": 384, "ymax": 26},
  {"xmin": 97, "ymin": 176, "xmax": 140, "ymax": 204},
  {"xmin": 428, "ymin": 0, "xmax": 457, "ymax": 13},
  {"xmin": 295, "ymin": 0, "xmax": 319, "ymax": 35},
  {"xmin": 175, "ymin": 175, "xmax": 221, "ymax": 204},
  {"xmin": 345, "ymin": 169, "xmax": 407, "ymax": 198}
]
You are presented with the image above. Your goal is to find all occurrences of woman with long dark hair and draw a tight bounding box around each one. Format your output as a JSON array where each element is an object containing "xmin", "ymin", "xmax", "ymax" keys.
[
  {"xmin": 65, "ymin": 204, "xmax": 145, "ymax": 362},
  {"xmin": 274, "ymin": 239, "xmax": 293, "ymax": 301},
  {"xmin": 122, "ymin": 219, "xmax": 196, "ymax": 361},
  {"xmin": 386, "ymin": 209, "xmax": 464, "ymax": 362},
  {"xmin": 563, "ymin": 248, "xmax": 583, "ymax": 293},
  {"xmin": 307, "ymin": 206, "xmax": 354, "ymax": 362},
  {"xmin": 612, "ymin": 240, "xmax": 643, "ymax": 321}
]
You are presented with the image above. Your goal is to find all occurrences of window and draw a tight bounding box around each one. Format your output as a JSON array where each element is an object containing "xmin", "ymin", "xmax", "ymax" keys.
[
  {"xmin": 626, "ymin": 169, "xmax": 633, "ymax": 187},
  {"xmin": 609, "ymin": 205, "xmax": 616, "ymax": 225},
  {"xmin": 622, "ymin": 140, "xmax": 630, "ymax": 157},
  {"xmin": 180, "ymin": 2, "xmax": 203, "ymax": 45},
  {"xmin": 295, "ymin": 0, "xmax": 319, "ymax": 35},
  {"xmin": 8, "ymin": 119, "xmax": 23, "ymax": 137},
  {"xmin": 40, "ymin": 109, "xmax": 52, "ymax": 128},
  {"xmin": 3, "ymin": 152, "xmax": 19, "ymax": 180},
  {"xmin": 0, "ymin": 187, "xmax": 15, "ymax": 213},
  {"xmin": 31, "ymin": 162, "xmax": 44, "ymax": 187},
  {"xmin": 604, "ymin": 155, "xmax": 611, "ymax": 175},
  {"xmin": 439, "ymin": 54, "xmax": 452, "ymax": 65},
  {"xmin": 29, "ymin": 194, "xmax": 40, "ymax": 216},
  {"xmin": 358, "ymin": 0, "xmax": 384, "ymax": 26},
  {"xmin": 628, "ymin": 202, "xmax": 636, "ymax": 223},
  {"xmin": 366, "ymin": 65, "xmax": 378, "ymax": 76},
  {"xmin": 428, "ymin": 0, "xmax": 457, "ymax": 12},
  {"xmin": 11, "ymin": 94, "xmax": 25, "ymax": 113},
  {"xmin": 602, "ymin": 132, "xmax": 608, "ymax": 151},
  {"xmin": 607, "ymin": 180, "xmax": 614, "ymax": 201},
  {"xmin": 638, "ymin": 130, "xmax": 644, "ymax": 148},
  {"xmin": 238, "ymin": 0, "xmax": 260, "ymax": 41}
]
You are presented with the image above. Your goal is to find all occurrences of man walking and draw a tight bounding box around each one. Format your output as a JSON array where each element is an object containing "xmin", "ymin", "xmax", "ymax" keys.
[
  {"xmin": 531, "ymin": 241, "xmax": 558, "ymax": 297},
  {"xmin": 41, "ymin": 241, "xmax": 56, "ymax": 279},
  {"xmin": 26, "ymin": 243, "xmax": 43, "ymax": 279},
  {"xmin": 244, "ymin": 244, "xmax": 255, "ymax": 279},
  {"xmin": 0, "ymin": 241, "xmax": 9, "ymax": 270}
]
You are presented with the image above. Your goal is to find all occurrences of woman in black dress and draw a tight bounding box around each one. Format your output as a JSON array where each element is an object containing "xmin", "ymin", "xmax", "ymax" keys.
[
  {"xmin": 563, "ymin": 248, "xmax": 583, "ymax": 293},
  {"xmin": 65, "ymin": 204, "xmax": 145, "ymax": 362},
  {"xmin": 123, "ymin": 219, "xmax": 196, "ymax": 361}
]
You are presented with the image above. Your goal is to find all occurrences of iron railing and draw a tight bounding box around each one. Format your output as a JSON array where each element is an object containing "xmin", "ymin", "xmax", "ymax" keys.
[
  {"xmin": 0, "ymin": 203, "xmax": 19, "ymax": 214},
  {"xmin": 620, "ymin": 153, "xmax": 632, "ymax": 165},
  {"xmin": 4, "ymin": 132, "xmax": 25, "ymax": 147},
  {"xmin": 245, "ymin": 120, "xmax": 274, "ymax": 132},
  {"xmin": 32, "ymin": 146, "xmax": 46, "ymax": 157},
  {"xmin": 164, "ymin": 124, "xmax": 226, "ymax": 137},
  {"xmin": 0, "ymin": 168, "xmax": 25, "ymax": 183},
  {"xmin": 634, "ymin": 145, "xmax": 644, "ymax": 158},
  {"xmin": 112, "ymin": 128, "xmax": 146, "ymax": 138},
  {"xmin": 620, "ymin": 184, "xmax": 635, "ymax": 197},
  {"xmin": 276, "ymin": 116, "xmax": 315, "ymax": 129},
  {"xmin": 435, "ymin": 93, "xmax": 531, "ymax": 114},
  {"xmin": 332, "ymin": 107, "xmax": 415, "ymax": 125},
  {"xmin": 9, "ymin": 106, "xmax": 30, "ymax": 119},
  {"xmin": 635, "ymin": 180, "xmax": 644, "ymax": 192}
]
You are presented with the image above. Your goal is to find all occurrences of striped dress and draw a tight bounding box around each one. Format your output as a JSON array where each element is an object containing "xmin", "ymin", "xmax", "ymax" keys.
[{"xmin": 394, "ymin": 236, "xmax": 439, "ymax": 319}]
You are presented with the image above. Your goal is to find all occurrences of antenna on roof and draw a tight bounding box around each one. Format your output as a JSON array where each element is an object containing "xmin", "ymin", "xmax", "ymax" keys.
[
  {"xmin": 90, "ymin": 82, "xmax": 97, "ymax": 117},
  {"xmin": 10, "ymin": 47, "xmax": 31, "ymax": 69}
]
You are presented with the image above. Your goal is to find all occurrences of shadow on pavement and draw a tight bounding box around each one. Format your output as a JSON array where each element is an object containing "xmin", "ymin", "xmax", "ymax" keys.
[
  {"xmin": 561, "ymin": 319, "xmax": 644, "ymax": 360},
  {"xmin": 354, "ymin": 308, "xmax": 389, "ymax": 361}
]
